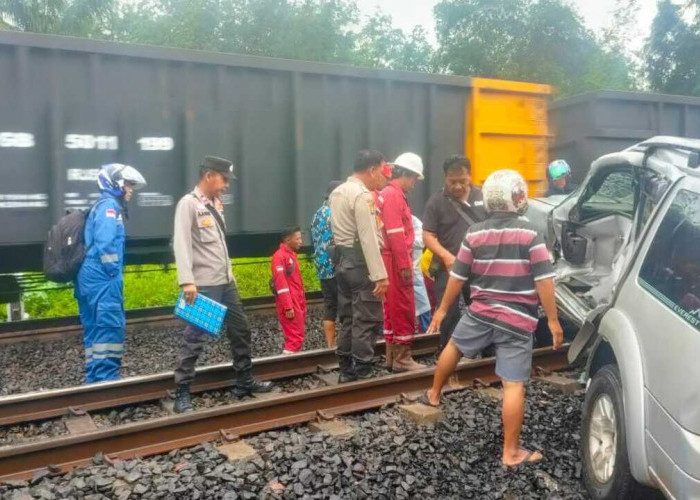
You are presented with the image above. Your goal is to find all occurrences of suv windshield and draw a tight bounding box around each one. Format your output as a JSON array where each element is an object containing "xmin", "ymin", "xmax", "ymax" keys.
[{"xmin": 579, "ymin": 169, "xmax": 635, "ymax": 220}]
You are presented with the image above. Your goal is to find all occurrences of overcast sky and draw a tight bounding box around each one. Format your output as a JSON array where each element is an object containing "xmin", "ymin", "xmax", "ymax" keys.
[{"xmin": 355, "ymin": 0, "xmax": 659, "ymax": 51}]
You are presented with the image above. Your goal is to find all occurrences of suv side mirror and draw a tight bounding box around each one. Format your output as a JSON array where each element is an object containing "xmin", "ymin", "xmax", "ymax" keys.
[
  {"xmin": 569, "ymin": 205, "xmax": 581, "ymax": 223},
  {"xmin": 688, "ymin": 152, "xmax": 700, "ymax": 169}
]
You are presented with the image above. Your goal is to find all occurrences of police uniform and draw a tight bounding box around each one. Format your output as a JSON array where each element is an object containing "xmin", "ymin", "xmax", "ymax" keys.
[
  {"xmin": 329, "ymin": 176, "xmax": 387, "ymax": 378},
  {"xmin": 172, "ymin": 157, "xmax": 264, "ymax": 395}
]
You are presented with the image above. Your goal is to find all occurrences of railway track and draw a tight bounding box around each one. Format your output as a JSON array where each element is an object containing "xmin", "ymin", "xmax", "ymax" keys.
[
  {"xmin": 0, "ymin": 341, "xmax": 569, "ymax": 481},
  {"xmin": 0, "ymin": 334, "xmax": 439, "ymax": 427},
  {"xmin": 0, "ymin": 291, "xmax": 323, "ymax": 344}
]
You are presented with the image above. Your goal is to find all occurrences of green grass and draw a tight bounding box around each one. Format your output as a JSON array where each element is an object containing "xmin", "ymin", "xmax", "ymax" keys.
[{"xmin": 3, "ymin": 256, "xmax": 320, "ymax": 321}]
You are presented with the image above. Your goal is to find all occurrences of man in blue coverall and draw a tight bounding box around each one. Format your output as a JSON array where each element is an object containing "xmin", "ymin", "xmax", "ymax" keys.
[{"xmin": 75, "ymin": 163, "xmax": 146, "ymax": 383}]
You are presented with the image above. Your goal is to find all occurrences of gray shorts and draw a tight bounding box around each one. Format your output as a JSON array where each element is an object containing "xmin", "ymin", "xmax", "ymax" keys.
[{"xmin": 451, "ymin": 313, "xmax": 533, "ymax": 382}]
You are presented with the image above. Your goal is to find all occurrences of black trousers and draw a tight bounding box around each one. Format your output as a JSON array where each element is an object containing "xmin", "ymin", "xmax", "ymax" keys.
[
  {"xmin": 320, "ymin": 277, "xmax": 339, "ymax": 321},
  {"xmin": 335, "ymin": 255, "xmax": 383, "ymax": 364},
  {"xmin": 174, "ymin": 281, "xmax": 252, "ymax": 385},
  {"xmin": 434, "ymin": 268, "xmax": 471, "ymax": 350}
]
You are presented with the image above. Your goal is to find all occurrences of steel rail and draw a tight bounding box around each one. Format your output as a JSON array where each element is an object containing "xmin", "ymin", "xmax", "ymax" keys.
[
  {"xmin": 0, "ymin": 334, "xmax": 440, "ymax": 427},
  {"xmin": 0, "ymin": 292, "xmax": 323, "ymax": 344},
  {"xmin": 0, "ymin": 346, "xmax": 568, "ymax": 481}
]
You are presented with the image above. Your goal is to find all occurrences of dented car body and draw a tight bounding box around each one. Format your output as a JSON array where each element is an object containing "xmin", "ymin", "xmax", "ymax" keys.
[{"xmin": 527, "ymin": 136, "xmax": 700, "ymax": 499}]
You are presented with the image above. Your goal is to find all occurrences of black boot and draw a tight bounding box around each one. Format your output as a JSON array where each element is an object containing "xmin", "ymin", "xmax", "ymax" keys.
[
  {"xmin": 354, "ymin": 360, "xmax": 374, "ymax": 380},
  {"xmin": 232, "ymin": 371, "xmax": 275, "ymax": 398},
  {"xmin": 174, "ymin": 384, "xmax": 193, "ymax": 413},
  {"xmin": 337, "ymin": 355, "xmax": 357, "ymax": 383}
]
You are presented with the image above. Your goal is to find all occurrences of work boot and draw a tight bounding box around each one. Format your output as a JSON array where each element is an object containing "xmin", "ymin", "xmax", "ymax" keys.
[
  {"xmin": 384, "ymin": 342, "xmax": 395, "ymax": 369},
  {"xmin": 354, "ymin": 360, "xmax": 374, "ymax": 380},
  {"xmin": 337, "ymin": 355, "xmax": 357, "ymax": 383},
  {"xmin": 173, "ymin": 384, "xmax": 193, "ymax": 413},
  {"xmin": 232, "ymin": 371, "xmax": 275, "ymax": 398},
  {"xmin": 392, "ymin": 344, "xmax": 426, "ymax": 372}
]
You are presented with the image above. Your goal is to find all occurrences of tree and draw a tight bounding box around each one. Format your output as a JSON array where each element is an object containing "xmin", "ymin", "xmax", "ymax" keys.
[
  {"xmin": 353, "ymin": 11, "xmax": 434, "ymax": 71},
  {"xmin": 0, "ymin": 0, "xmax": 113, "ymax": 36},
  {"xmin": 107, "ymin": 1, "xmax": 433, "ymax": 71},
  {"xmin": 106, "ymin": 0, "xmax": 368, "ymax": 64},
  {"xmin": 645, "ymin": 0, "xmax": 700, "ymax": 96},
  {"xmin": 433, "ymin": 0, "xmax": 633, "ymax": 95}
]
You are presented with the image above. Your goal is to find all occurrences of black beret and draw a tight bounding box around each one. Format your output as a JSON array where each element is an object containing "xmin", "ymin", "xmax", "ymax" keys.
[{"xmin": 201, "ymin": 156, "xmax": 235, "ymax": 178}]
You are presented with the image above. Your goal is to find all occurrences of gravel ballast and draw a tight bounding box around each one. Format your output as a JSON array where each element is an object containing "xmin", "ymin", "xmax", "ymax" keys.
[
  {"xmin": 0, "ymin": 381, "xmax": 590, "ymax": 499},
  {"xmin": 0, "ymin": 308, "xmax": 327, "ymax": 396}
]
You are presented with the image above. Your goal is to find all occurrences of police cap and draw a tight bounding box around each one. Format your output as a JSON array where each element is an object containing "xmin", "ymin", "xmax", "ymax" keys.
[{"xmin": 201, "ymin": 156, "xmax": 235, "ymax": 178}]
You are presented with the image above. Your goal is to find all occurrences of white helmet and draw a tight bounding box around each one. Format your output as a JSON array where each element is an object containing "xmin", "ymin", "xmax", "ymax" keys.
[
  {"xmin": 97, "ymin": 163, "xmax": 147, "ymax": 197},
  {"xmin": 482, "ymin": 169, "xmax": 528, "ymax": 215},
  {"xmin": 390, "ymin": 152, "xmax": 424, "ymax": 180}
]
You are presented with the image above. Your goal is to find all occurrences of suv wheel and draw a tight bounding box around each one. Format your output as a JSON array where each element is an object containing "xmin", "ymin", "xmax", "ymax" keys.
[{"xmin": 581, "ymin": 365, "xmax": 645, "ymax": 499}]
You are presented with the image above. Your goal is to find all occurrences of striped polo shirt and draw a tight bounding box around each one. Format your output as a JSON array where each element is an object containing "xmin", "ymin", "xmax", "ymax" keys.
[{"xmin": 450, "ymin": 213, "xmax": 555, "ymax": 338}]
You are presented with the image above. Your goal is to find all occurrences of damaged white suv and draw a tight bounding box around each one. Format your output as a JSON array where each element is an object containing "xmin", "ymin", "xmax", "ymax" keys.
[{"xmin": 528, "ymin": 137, "xmax": 700, "ymax": 499}]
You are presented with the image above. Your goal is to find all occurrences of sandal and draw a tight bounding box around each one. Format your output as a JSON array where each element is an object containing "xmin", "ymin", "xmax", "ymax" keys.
[
  {"xmin": 417, "ymin": 390, "xmax": 441, "ymax": 408},
  {"xmin": 502, "ymin": 449, "xmax": 543, "ymax": 469}
]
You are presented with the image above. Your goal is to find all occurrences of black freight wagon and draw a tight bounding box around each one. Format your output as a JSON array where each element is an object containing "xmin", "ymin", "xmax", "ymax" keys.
[
  {"xmin": 0, "ymin": 31, "xmax": 551, "ymax": 273},
  {"xmin": 550, "ymin": 90, "xmax": 700, "ymax": 183}
]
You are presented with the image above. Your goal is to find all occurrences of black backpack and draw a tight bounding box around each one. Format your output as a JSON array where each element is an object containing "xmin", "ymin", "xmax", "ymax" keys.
[{"xmin": 43, "ymin": 209, "xmax": 90, "ymax": 282}]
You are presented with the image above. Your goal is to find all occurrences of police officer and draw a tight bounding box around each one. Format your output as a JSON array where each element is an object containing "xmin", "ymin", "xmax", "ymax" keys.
[
  {"xmin": 75, "ymin": 163, "xmax": 146, "ymax": 383},
  {"xmin": 172, "ymin": 156, "xmax": 273, "ymax": 413},
  {"xmin": 329, "ymin": 150, "xmax": 390, "ymax": 382}
]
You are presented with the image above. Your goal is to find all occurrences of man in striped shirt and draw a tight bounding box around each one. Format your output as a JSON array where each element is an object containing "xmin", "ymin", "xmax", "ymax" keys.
[{"xmin": 426, "ymin": 170, "xmax": 563, "ymax": 468}]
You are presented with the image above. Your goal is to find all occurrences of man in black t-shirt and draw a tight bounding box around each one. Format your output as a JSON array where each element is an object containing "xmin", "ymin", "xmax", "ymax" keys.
[{"xmin": 422, "ymin": 155, "xmax": 487, "ymax": 350}]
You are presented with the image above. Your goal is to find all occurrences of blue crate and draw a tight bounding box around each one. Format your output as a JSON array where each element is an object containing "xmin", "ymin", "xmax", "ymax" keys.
[{"xmin": 174, "ymin": 291, "xmax": 227, "ymax": 338}]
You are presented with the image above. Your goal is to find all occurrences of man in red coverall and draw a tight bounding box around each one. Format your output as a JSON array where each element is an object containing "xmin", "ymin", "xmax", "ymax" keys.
[
  {"xmin": 377, "ymin": 152, "xmax": 425, "ymax": 371},
  {"xmin": 271, "ymin": 226, "xmax": 306, "ymax": 354}
]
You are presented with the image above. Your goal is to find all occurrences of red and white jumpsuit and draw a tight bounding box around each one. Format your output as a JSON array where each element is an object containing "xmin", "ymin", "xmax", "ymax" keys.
[
  {"xmin": 271, "ymin": 244, "xmax": 307, "ymax": 352},
  {"xmin": 377, "ymin": 180, "xmax": 416, "ymax": 345}
]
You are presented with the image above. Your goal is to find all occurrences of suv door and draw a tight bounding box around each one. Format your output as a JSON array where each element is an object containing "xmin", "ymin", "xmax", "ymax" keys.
[
  {"xmin": 615, "ymin": 178, "xmax": 700, "ymax": 495},
  {"xmin": 552, "ymin": 166, "xmax": 636, "ymax": 293}
]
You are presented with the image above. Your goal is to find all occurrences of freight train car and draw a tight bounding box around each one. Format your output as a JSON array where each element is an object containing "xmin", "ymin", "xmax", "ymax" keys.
[
  {"xmin": 0, "ymin": 31, "xmax": 551, "ymax": 274},
  {"xmin": 550, "ymin": 90, "xmax": 700, "ymax": 183}
]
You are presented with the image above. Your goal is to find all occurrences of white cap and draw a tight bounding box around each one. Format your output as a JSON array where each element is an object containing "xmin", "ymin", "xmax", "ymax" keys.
[{"xmin": 390, "ymin": 152, "xmax": 424, "ymax": 180}]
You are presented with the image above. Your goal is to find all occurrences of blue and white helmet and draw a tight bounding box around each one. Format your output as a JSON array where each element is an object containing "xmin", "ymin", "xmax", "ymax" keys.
[
  {"xmin": 547, "ymin": 159, "xmax": 571, "ymax": 180},
  {"xmin": 97, "ymin": 163, "xmax": 146, "ymax": 197}
]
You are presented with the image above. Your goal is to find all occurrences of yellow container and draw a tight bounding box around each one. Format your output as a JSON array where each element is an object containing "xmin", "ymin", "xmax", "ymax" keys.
[{"xmin": 466, "ymin": 78, "xmax": 551, "ymax": 196}]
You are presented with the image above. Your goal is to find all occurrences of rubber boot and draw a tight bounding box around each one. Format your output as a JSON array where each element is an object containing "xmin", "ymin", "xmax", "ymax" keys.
[
  {"xmin": 392, "ymin": 344, "xmax": 426, "ymax": 372},
  {"xmin": 384, "ymin": 342, "xmax": 395, "ymax": 369},
  {"xmin": 337, "ymin": 355, "xmax": 357, "ymax": 383},
  {"xmin": 354, "ymin": 360, "xmax": 374, "ymax": 380},
  {"xmin": 232, "ymin": 371, "xmax": 275, "ymax": 398},
  {"xmin": 173, "ymin": 384, "xmax": 193, "ymax": 413}
]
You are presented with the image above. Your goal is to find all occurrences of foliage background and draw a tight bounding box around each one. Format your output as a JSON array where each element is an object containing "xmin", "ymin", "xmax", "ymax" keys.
[
  {"xmin": 0, "ymin": 0, "xmax": 676, "ymax": 96},
  {"xmin": 2, "ymin": 258, "xmax": 319, "ymax": 320}
]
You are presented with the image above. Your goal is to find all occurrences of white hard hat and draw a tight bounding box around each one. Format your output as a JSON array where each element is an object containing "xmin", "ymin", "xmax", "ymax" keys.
[
  {"xmin": 482, "ymin": 169, "xmax": 528, "ymax": 215},
  {"xmin": 390, "ymin": 152, "xmax": 424, "ymax": 180}
]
